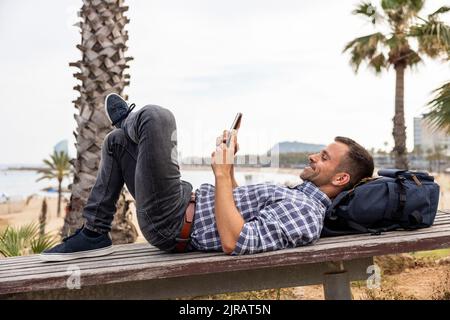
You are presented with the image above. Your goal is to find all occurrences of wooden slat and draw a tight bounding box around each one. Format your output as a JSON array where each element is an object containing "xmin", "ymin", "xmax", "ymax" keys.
[
  {"xmin": 0, "ymin": 251, "xmax": 221, "ymax": 277},
  {"xmin": 0, "ymin": 242, "xmax": 157, "ymax": 264},
  {"xmin": 0, "ymin": 244, "xmax": 159, "ymax": 267},
  {"xmin": 1, "ymin": 220, "xmax": 450, "ymax": 273},
  {"xmin": 434, "ymin": 216, "xmax": 450, "ymax": 223}
]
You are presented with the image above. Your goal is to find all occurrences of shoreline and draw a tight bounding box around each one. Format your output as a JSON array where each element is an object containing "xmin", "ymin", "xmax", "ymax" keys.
[{"xmin": 2, "ymin": 167, "xmax": 44, "ymax": 171}]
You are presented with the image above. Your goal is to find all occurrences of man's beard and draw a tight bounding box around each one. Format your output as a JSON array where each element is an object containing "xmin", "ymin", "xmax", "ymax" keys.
[{"xmin": 300, "ymin": 166, "xmax": 320, "ymax": 182}]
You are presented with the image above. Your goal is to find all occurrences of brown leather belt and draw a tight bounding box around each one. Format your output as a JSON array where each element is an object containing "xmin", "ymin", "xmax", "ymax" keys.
[{"xmin": 174, "ymin": 192, "xmax": 196, "ymax": 253}]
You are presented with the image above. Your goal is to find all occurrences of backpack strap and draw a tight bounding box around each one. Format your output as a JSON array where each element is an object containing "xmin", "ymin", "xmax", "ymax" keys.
[
  {"xmin": 393, "ymin": 175, "xmax": 407, "ymax": 221},
  {"xmin": 386, "ymin": 182, "xmax": 397, "ymax": 218},
  {"xmin": 378, "ymin": 169, "xmax": 407, "ymax": 178},
  {"xmin": 408, "ymin": 210, "xmax": 423, "ymax": 227},
  {"xmin": 346, "ymin": 220, "xmax": 371, "ymax": 233},
  {"xmin": 346, "ymin": 220, "xmax": 401, "ymax": 235},
  {"xmin": 325, "ymin": 190, "xmax": 351, "ymax": 218}
]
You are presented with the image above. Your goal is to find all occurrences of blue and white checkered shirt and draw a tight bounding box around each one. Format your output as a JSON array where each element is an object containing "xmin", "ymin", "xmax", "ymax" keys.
[{"xmin": 190, "ymin": 181, "xmax": 331, "ymax": 255}]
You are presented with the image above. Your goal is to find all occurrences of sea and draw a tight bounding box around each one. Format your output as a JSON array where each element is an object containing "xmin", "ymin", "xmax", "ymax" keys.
[{"xmin": 0, "ymin": 168, "xmax": 301, "ymax": 202}]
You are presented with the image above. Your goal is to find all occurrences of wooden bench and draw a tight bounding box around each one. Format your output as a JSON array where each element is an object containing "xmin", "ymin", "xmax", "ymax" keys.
[{"xmin": 1, "ymin": 211, "xmax": 449, "ymax": 300}]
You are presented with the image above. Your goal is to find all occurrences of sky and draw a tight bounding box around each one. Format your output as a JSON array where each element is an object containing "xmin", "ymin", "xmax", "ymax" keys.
[{"xmin": 0, "ymin": 0, "xmax": 449, "ymax": 165}]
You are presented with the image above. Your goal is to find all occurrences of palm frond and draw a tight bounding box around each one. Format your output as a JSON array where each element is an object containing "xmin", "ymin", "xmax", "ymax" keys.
[
  {"xmin": 0, "ymin": 226, "xmax": 22, "ymax": 257},
  {"xmin": 407, "ymin": 0, "xmax": 425, "ymax": 13},
  {"xmin": 30, "ymin": 233, "xmax": 58, "ymax": 254},
  {"xmin": 381, "ymin": 0, "xmax": 424, "ymax": 13},
  {"xmin": 36, "ymin": 172, "xmax": 57, "ymax": 182},
  {"xmin": 0, "ymin": 223, "xmax": 58, "ymax": 257},
  {"xmin": 36, "ymin": 151, "xmax": 72, "ymax": 183},
  {"xmin": 344, "ymin": 32, "xmax": 388, "ymax": 72},
  {"xmin": 425, "ymin": 81, "xmax": 450, "ymax": 133},
  {"xmin": 405, "ymin": 49, "xmax": 422, "ymax": 66},
  {"xmin": 429, "ymin": 6, "xmax": 450, "ymax": 19},
  {"xmin": 410, "ymin": 19, "xmax": 450, "ymax": 58},
  {"xmin": 382, "ymin": 0, "xmax": 424, "ymax": 26},
  {"xmin": 369, "ymin": 53, "xmax": 388, "ymax": 73},
  {"xmin": 43, "ymin": 159, "xmax": 56, "ymax": 170},
  {"xmin": 353, "ymin": 2, "xmax": 384, "ymax": 24},
  {"xmin": 18, "ymin": 223, "xmax": 40, "ymax": 241}
]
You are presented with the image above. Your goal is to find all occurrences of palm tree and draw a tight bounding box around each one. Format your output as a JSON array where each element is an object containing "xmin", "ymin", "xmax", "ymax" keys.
[
  {"xmin": 344, "ymin": 1, "xmax": 450, "ymax": 169},
  {"xmin": 412, "ymin": 144, "xmax": 423, "ymax": 157},
  {"xmin": 431, "ymin": 144, "xmax": 445, "ymax": 173},
  {"xmin": 111, "ymin": 189, "xmax": 138, "ymax": 244},
  {"xmin": 36, "ymin": 151, "xmax": 71, "ymax": 218},
  {"xmin": 62, "ymin": 0, "xmax": 133, "ymax": 237}
]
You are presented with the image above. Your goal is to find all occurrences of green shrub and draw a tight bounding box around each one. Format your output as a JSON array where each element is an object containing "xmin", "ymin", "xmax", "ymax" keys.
[{"xmin": 0, "ymin": 223, "xmax": 58, "ymax": 257}]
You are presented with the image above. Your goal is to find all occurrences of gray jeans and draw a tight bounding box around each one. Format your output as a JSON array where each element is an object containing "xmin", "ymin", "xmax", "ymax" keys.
[{"xmin": 83, "ymin": 105, "xmax": 193, "ymax": 252}]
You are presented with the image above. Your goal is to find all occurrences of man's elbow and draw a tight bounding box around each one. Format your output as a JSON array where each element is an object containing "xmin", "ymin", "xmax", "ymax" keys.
[{"xmin": 222, "ymin": 242, "xmax": 236, "ymax": 255}]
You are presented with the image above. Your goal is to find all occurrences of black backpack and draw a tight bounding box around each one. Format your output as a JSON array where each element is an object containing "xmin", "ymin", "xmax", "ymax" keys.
[{"xmin": 320, "ymin": 169, "xmax": 440, "ymax": 237}]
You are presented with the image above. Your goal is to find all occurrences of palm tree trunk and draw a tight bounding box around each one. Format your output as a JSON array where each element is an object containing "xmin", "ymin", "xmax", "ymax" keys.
[
  {"xmin": 57, "ymin": 179, "xmax": 62, "ymax": 218},
  {"xmin": 111, "ymin": 189, "xmax": 138, "ymax": 244},
  {"xmin": 392, "ymin": 64, "xmax": 409, "ymax": 169},
  {"xmin": 61, "ymin": 0, "xmax": 133, "ymax": 237}
]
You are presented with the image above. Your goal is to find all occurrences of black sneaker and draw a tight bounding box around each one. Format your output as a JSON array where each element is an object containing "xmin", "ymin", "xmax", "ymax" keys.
[
  {"xmin": 104, "ymin": 93, "xmax": 135, "ymax": 128},
  {"xmin": 39, "ymin": 228, "xmax": 113, "ymax": 262}
]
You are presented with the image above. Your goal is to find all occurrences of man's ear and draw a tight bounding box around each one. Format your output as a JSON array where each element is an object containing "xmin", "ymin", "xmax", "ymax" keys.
[{"xmin": 332, "ymin": 172, "xmax": 350, "ymax": 187}]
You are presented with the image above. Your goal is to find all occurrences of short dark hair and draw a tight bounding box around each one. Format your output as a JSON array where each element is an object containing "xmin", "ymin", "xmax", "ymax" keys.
[{"xmin": 334, "ymin": 136, "xmax": 374, "ymax": 190}]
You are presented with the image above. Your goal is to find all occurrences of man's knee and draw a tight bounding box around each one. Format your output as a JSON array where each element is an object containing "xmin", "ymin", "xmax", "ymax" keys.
[
  {"xmin": 104, "ymin": 129, "xmax": 127, "ymax": 149},
  {"xmin": 141, "ymin": 105, "xmax": 174, "ymax": 124}
]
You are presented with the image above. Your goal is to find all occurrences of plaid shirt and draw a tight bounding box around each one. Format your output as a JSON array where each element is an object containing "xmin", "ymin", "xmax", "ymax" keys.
[{"xmin": 190, "ymin": 181, "xmax": 331, "ymax": 255}]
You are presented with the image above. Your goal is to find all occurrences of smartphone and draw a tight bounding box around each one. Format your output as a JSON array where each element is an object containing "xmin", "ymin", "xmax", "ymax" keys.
[{"xmin": 226, "ymin": 113, "xmax": 243, "ymax": 147}]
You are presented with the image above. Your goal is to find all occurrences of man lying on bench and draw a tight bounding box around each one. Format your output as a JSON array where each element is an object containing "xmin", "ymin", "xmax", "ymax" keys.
[{"xmin": 40, "ymin": 94, "xmax": 374, "ymax": 261}]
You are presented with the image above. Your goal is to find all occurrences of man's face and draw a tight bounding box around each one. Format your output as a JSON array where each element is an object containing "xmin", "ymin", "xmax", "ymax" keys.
[{"xmin": 300, "ymin": 142, "xmax": 349, "ymax": 187}]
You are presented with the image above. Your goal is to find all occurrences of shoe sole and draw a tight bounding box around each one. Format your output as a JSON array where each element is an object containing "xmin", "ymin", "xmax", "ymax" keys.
[
  {"xmin": 104, "ymin": 92, "xmax": 115, "ymax": 125},
  {"xmin": 39, "ymin": 246, "xmax": 114, "ymax": 262}
]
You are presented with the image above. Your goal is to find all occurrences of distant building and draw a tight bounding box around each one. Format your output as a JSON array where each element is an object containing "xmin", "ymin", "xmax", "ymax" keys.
[
  {"xmin": 54, "ymin": 140, "xmax": 69, "ymax": 155},
  {"xmin": 414, "ymin": 116, "xmax": 450, "ymax": 156}
]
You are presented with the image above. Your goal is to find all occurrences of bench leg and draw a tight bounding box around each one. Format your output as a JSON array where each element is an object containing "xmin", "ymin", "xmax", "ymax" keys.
[{"xmin": 323, "ymin": 270, "xmax": 352, "ymax": 300}]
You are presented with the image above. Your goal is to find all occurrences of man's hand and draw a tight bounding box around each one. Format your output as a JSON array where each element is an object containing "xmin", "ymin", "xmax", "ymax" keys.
[
  {"xmin": 211, "ymin": 130, "xmax": 238, "ymax": 179},
  {"xmin": 211, "ymin": 129, "xmax": 244, "ymax": 254},
  {"xmin": 215, "ymin": 130, "xmax": 239, "ymax": 155}
]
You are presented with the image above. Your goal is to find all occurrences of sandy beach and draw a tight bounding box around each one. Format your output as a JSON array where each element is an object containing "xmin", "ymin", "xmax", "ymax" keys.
[
  {"xmin": 0, "ymin": 195, "xmax": 146, "ymax": 242},
  {"xmin": 0, "ymin": 196, "xmax": 69, "ymax": 236}
]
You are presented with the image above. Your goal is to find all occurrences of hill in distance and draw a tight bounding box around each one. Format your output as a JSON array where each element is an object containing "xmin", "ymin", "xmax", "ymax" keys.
[{"xmin": 269, "ymin": 141, "xmax": 325, "ymax": 154}]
